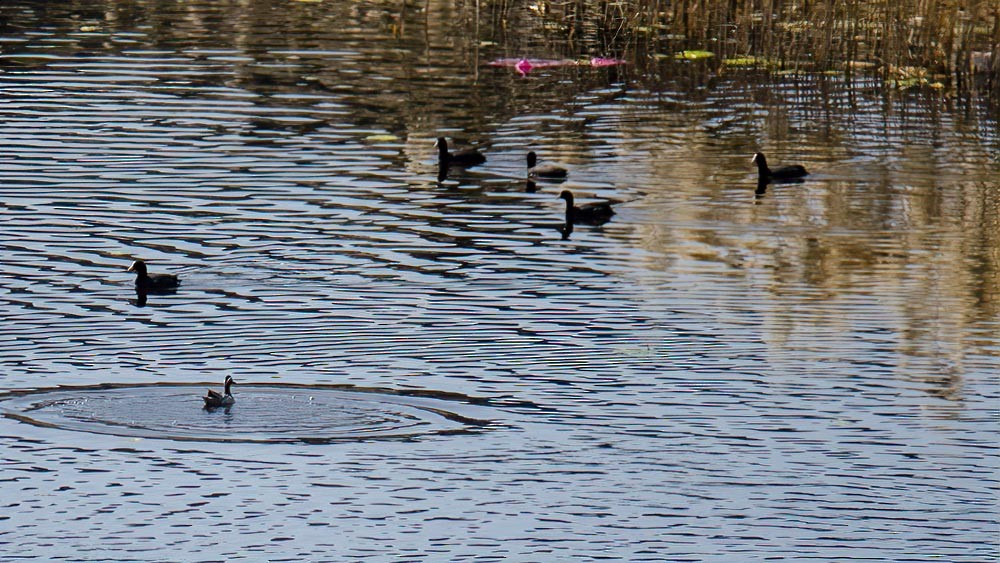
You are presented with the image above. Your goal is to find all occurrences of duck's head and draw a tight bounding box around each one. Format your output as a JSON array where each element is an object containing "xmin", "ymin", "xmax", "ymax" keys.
[
  {"xmin": 527, "ymin": 151, "xmax": 538, "ymax": 168},
  {"xmin": 434, "ymin": 137, "xmax": 447, "ymax": 150},
  {"xmin": 751, "ymin": 152, "xmax": 767, "ymax": 167},
  {"xmin": 127, "ymin": 260, "xmax": 147, "ymax": 275},
  {"xmin": 224, "ymin": 375, "xmax": 236, "ymax": 393},
  {"xmin": 558, "ymin": 190, "xmax": 574, "ymax": 202}
]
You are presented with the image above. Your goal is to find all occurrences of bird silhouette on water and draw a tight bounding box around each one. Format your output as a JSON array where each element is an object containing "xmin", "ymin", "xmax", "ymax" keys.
[
  {"xmin": 559, "ymin": 190, "xmax": 614, "ymax": 226},
  {"xmin": 752, "ymin": 152, "xmax": 808, "ymax": 183},
  {"xmin": 127, "ymin": 260, "xmax": 179, "ymax": 294}
]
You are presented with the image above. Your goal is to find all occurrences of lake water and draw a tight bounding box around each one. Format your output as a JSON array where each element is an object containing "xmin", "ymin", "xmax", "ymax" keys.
[{"xmin": 1, "ymin": 0, "xmax": 998, "ymax": 560}]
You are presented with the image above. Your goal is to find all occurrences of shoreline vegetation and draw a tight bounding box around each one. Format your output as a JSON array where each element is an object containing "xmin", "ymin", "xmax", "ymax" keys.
[{"xmin": 484, "ymin": 0, "xmax": 999, "ymax": 99}]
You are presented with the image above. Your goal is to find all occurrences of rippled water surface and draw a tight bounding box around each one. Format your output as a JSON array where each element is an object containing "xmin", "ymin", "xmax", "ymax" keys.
[
  {"xmin": 3, "ymin": 384, "xmax": 495, "ymax": 443},
  {"xmin": 1, "ymin": 0, "xmax": 998, "ymax": 560}
]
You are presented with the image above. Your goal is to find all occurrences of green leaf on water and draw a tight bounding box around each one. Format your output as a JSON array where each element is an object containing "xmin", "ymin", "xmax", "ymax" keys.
[
  {"xmin": 675, "ymin": 50, "xmax": 714, "ymax": 60},
  {"xmin": 365, "ymin": 134, "xmax": 399, "ymax": 142},
  {"xmin": 723, "ymin": 56, "xmax": 763, "ymax": 67}
]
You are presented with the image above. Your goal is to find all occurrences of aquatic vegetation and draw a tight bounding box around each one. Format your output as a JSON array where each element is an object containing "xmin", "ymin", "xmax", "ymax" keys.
[
  {"xmin": 674, "ymin": 50, "xmax": 714, "ymax": 60},
  {"xmin": 723, "ymin": 56, "xmax": 771, "ymax": 67},
  {"xmin": 487, "ymin": 56, "xmax": 625, "ymax": 74},
  {"xmin": 484, "ymin": 0, "xmax": 998, "ymax": 98}
]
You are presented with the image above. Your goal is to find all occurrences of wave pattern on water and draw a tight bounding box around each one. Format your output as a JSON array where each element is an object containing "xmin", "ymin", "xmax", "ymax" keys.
[
  {"xmin": 2, "ymin": 384, "xmax": 495, "ymax": 443},
  {"xmin": 0, "ymin": 0, "xmax": 997, "ymax": 560}
]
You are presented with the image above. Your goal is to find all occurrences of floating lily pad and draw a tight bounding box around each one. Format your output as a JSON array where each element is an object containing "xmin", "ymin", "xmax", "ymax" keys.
[
  {"xmin": 723, "ymin": 56, "xmax": 766, "ymax": 67},
  {"xmin": 366, "ymin": 134, "xmax": 399, "ymax": 142},
  {"xmin": 675, "ymin": 50, "xmax": 714, "ymax": 60}
]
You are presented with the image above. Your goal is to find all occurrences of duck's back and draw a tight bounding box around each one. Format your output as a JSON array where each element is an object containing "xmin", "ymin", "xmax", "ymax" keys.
[
  {"xmin": 140, "ymin": 273, "xmax": 180, "ymax": 291},
  {"xmin": 571, "ymin": 202, "xmax": 614, "ymax": 225},
  {"xmin": 579, "ymin": 201, "xmax": 614, "ymax": 218},
  {"xmin": 450, "ymin": 148, "xmax": 486, "ymax": 166},
  {"xmin": 530, "ymin": 164, "xmax": 568, "ymax": 179},
  {"xmin": 770, "ymin": 164, "xmax": 808, "ymax": 179}
]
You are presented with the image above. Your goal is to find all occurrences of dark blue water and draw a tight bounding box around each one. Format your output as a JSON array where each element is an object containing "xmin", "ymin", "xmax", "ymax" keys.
[{"xmin": 1, "ymin": 0, "xmax": 998, "ymax": 560}]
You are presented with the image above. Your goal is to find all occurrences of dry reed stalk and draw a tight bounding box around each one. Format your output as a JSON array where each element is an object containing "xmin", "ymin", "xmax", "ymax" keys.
[{"xmin": 480, "ymin": 0, "xmax": 998, "ymax": 99}]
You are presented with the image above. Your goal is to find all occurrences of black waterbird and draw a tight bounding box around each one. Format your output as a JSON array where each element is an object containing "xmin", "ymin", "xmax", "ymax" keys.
[
  {"xmin": 127, "ymin": 260, "xmax": 179, "ymax": 293},
  {"xmin": 559, "ymin": 190, "xmax": 614, "ymax": 225},
  {"xmin": 752, "ymin": 152, "xmax": 808, "ymax": 183},
  {"xmin": 435, "ymin": 137, "xmax": 486, "ymax": 168},
  {"xmin": 203, "ymin": 376, "xmax": 236, "ymax": 408}
]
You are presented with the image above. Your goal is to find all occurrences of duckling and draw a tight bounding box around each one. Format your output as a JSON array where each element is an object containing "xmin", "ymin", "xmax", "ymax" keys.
[
  {"xmin": 127, "ymin": 260, "xmax": 180, "ymax": 293},
  {"xmin": 752, "ymin": 152, "xmax": 808, "ymax": 183},
  {"xmin": 527, "ymin": 151, "xmax": 567, "ymax": 180},
  {"xmin": 559, "ymin": 190, "xmax": 614, "ymax": 225},
  {"xmin": 203, "ymin": 375, "xmax": 236, "ymax": 408},
  {"xmin": 435, "ymin": 137, "xmax": 486, "ymax": 168}
]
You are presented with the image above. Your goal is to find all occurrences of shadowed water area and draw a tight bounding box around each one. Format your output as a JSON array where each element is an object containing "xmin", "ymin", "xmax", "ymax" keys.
[{"xmin": 1, "ymin": 0, "xmax": 998, "ymax": 560}]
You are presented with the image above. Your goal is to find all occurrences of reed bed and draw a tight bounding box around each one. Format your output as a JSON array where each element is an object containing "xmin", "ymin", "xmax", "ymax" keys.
[{"xmin": 484, "ymin": 0, "xmax": 999, "ymax": 96}]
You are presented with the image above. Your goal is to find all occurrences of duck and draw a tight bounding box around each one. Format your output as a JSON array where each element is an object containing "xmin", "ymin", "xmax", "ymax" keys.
[
  {"xmin": 559, "ymin": 190, "xmax": 614, "ymax": 225},
  {"xmin": 752, "ymin": 152, "xmax": 808, "ymax": 182},
  {"xmin": 127, "ymin": 260, "xmax": 180, "ymax": 293},
  {"xmin": 527, "ymin": 151, "xmax": 567, "ymax": 179},
  {"xmin": 203, "ymin": 375, "xmax": 236, "ymax": 408},
  {"xmin": 435, "ymin": 137, "xmax": 486, "ymax": 168}
]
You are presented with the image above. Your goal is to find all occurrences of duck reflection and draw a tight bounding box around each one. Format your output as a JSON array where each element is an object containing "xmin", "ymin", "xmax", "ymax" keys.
[
  {"xmin": 132, "ymin": 289, "xmax": 148, "ymax": 307},
  {"xmin": 526, "ymin": 180, "xmax": 537, "ymax": 193},
  {"xmin": 557, "ymin": 221, "xmax": 574, "ymax": 240},
  {"xmin": 754, "ymin": 179, "xmax": 769, "ymax": 198}
]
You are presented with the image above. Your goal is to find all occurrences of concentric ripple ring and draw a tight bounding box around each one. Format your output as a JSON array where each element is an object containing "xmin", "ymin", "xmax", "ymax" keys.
[{"xmin": 0, "ymin": 383, "xmax": 496, "ymax": 444}]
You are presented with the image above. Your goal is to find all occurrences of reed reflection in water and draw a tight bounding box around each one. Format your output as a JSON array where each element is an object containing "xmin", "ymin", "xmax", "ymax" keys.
[{"xmin": 0, "ymin": 0, "xmax": 997, "ymax": 560}]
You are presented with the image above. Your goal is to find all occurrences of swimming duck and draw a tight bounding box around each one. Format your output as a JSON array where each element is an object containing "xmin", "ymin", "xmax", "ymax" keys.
[
  {"xmin": 203, "ymin": 376, "xmax": 236, "ymax": 408},
  {"xmin": 127, "ymin": 260, "xmax": 180, "ymax": 293},
  {"xmin": 435, "ymin": 137, "xmax": 486, "ymax": 168},
  {"xmin": 559, "ymin": 190, "xmax": 614, "ymax": 225},
  {"xmin": 752, "ymin": 152, "xmax": 808, "ymax": 182},
  {"xmin": 527, "ymin": 151, "xmax": 567, "ymax": 179}
]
